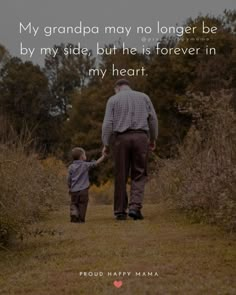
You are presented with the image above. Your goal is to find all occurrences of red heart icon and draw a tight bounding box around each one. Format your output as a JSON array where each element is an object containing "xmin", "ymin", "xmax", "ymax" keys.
[{"xmin": 113, "ymin": 280, "xmax": 123, "ymax": 288}]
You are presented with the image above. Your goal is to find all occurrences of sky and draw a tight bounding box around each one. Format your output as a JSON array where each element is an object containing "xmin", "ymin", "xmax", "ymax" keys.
[{"xmin": 0, "ymin": 0, "xmax": 235, "ymax": 65}]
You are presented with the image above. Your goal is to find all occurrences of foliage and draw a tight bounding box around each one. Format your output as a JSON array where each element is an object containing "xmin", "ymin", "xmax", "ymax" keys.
[
  {"xmin": 0, "ymin": 135, "xmax": 67, "ymax": 247},
  {"xmin": 0, "ymin": 58, "xmax": 61, "ymax": 152},
  {"xmin": 154, "ymin": 90, "xmax": 236, "ymax": 231}
]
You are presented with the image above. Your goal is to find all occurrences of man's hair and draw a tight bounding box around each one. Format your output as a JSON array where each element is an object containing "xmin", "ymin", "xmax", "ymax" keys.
[
  {"xmin": 114, "ymin": 79, "xmax": 130, "ymax": 88},
  {"xmin": 71, "ymin": 147, "xmax": 85, "ymax": 160}
]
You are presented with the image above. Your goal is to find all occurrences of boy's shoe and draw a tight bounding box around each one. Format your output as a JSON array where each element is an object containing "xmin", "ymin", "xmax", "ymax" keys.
[{"xmin": 128, "ymin": 210, "xmax": 144, "ymax": 220}]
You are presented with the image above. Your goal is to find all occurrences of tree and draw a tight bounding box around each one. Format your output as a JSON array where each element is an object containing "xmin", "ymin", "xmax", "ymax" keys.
[
  {"xmin": 0, "ymin": 57, "xmax": 58, "ymax": 151},
  {"xmin": 44, "ymin": 43, "xmax": 96, "ymax": 117},
  {"xmin": 0, "ymin": 44, "xmax": 9, "ymax": 70},
  {"xmin": 145, "ymin": 11, "xmax": 236, "ymax": 157}
]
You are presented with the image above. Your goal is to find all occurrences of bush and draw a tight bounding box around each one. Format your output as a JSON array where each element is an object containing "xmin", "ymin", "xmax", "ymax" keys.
[
  {"xmin": 0, "ymin": 140, "xmax": 67, "ymax": 247},
  {"xmin": 154, "ymin": 90, "xmax": 236, "ymax": 231}
]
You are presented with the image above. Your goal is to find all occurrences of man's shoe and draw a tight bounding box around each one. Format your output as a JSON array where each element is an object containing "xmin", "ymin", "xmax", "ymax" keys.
[
  {"xmin": 70, "ymin": 216, "xmax": 83, "ymax": 223},
  {"xmin": 116, "ymin": 214, "xmax": 127, "ymax": 220},
  {"xmin": 128, "ymin": 210, "xmax": 144, "ymax": 220},
  {"xmin": 70, "ymin": 216, "xmax": 79, "ymax": 223}
]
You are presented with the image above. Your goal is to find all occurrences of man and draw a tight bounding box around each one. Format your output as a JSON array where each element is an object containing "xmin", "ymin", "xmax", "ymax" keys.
[{"xmin": 102, "ymin": 79, "xmax": 158, "ymax": 220}]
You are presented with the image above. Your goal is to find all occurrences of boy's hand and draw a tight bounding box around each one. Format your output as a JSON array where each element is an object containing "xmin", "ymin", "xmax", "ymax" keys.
[{"xmin": 96, "ymin": 151, "xmax": 108, "ymax": 165}]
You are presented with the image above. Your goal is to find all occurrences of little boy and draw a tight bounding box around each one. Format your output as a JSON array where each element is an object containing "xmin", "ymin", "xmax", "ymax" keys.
[{"xmin": 67, "ymin": 147, "xmax": 106, "ymax": 223}]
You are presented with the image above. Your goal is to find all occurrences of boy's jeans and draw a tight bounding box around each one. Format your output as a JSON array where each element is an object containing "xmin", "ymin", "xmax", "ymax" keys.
[{"xmin": 70, "ymin": 188, "xmax": 89, "ymax": 222}]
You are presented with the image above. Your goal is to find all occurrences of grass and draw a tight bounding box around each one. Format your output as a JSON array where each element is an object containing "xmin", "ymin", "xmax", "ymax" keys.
[{"xmin": 0, "ymin": 201, "xmax": 236, "ymax": 295}]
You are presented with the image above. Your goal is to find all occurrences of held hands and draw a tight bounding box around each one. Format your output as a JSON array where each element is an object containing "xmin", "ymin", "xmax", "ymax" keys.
[{"xmin": 96, "ymin": 147, "xmax": 109, "ymax": 165}]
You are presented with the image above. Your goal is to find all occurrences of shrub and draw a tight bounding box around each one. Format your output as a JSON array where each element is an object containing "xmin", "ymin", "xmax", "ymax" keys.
[
  {"xmin": 0, "ymin": 139, "xmax": 67, "ymax": 247},
  {"xmin": 154, "ymin": 90, "xmax": 236, "ymax": 231}
]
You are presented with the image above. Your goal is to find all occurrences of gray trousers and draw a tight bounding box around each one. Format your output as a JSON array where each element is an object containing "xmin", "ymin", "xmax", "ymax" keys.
[
  {"xmin": 113, "ymin": 131, "xmax": 149, "ymax": 215},
  {"xmin": 70, "ymin": 189, "xmax": 89, "ymax": 222}
]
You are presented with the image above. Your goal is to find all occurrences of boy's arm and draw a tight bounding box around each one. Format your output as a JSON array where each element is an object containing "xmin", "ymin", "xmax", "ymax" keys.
[
  {"xmin": 95, "ymin": 154, "xmax": 106, "ymax": 166},
  {"xmin": 86, "ymin": 155, "xmax": 106, "ymax": 170}
]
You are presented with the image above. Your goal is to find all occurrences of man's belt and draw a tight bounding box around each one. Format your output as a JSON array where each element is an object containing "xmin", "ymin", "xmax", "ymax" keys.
[{"xmin": 115, "ymin": 129, "xmax": 147, "ymax": 135}]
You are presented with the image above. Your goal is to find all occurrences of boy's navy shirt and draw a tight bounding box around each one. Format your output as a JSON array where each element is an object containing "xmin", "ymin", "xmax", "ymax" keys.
[{"xmin": 68, "ymin": 160, "xmax": 96, "ymax": 192}]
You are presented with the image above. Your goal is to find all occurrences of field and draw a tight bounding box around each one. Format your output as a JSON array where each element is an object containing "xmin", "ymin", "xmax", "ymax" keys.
[{"xmin": 1, "ymin": 202, "xmax": 236, "ymax": 295}]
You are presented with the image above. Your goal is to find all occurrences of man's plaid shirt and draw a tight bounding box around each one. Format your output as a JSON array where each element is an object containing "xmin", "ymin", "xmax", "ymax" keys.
[{"xmin": 102, "ymin": 86, "xmax": 158, "ymax": 146}]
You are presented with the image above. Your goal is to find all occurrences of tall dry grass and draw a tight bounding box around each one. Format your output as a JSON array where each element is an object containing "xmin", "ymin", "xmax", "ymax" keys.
[
  {"xmin": 90, "ymin": 181, "xmax": 114, "ymax": 205},
  {"xmin": 0, "ymin": 129, "xmax": 67, "ymax": 247},
  {"xmin": 153, "ymin": 90, "xmax": 236, "ymax": 231}
]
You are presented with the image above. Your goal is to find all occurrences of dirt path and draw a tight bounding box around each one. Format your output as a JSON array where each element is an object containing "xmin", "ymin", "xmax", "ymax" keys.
[{"xmin": 0, "ymin": 203, "xmax": 236, "ymax": 295}]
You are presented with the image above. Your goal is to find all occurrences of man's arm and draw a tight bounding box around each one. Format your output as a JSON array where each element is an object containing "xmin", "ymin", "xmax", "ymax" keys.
[
  {"xmin": 102, "ymin": 98, "xmax": 114, "ymax": 147},
  {"xmin": 146, "ymin": 96, "xmax": 158, "ymax": 150}
]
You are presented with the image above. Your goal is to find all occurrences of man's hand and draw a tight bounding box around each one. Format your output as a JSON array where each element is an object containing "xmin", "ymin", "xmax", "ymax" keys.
[
  {"xmin": 149, "ymin": 141, "xmax": 156, "ymax": 151},
  {"xmin": 102, "ymin": 145, "xmax": 110, "ymax": 156}
]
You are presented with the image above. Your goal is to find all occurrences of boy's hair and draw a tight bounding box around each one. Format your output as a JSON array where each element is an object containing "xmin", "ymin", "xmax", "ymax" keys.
[{"xmin": 71, "ymin": 147, "xmax": 85, "ymax": 160}]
